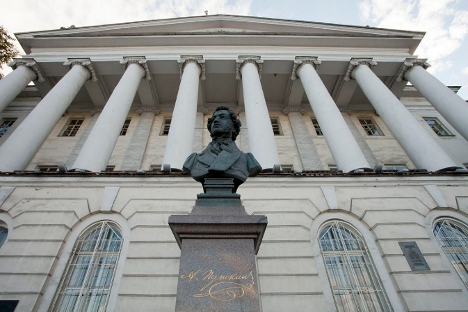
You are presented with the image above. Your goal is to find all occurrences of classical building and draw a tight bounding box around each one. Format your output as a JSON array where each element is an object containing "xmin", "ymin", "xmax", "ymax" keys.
[{"xmin": 0, "ymin": 15, "xmax": 468, "ymax": 312}]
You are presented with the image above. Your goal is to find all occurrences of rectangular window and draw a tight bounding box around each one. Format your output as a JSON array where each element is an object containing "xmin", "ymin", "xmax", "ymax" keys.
[
  {"xmin": 270, "ymin": 118, "xmax": 282, "ymax": 135},
  {"xmin": 0, "ymin": 118, "xmax": 17, "ymax": 137},
  {"xmin": 161, "ymin": 118, "xmax": 171, "ymax": 135},
  {"xmin": 311, "ymin": 118, "xmax": 323, "ymax": 136},
  {"xmin": 120, "ymin": 118, "xmax": 131, "ymax": 136},
  {"xmin": 423, "ymin": 117, "xmax": 453, "ymax": 136},
  {"xmin": 37, "ymin": 165, "xmax": 59, "ymax": 172},
  {"xmin": 60, "ymin": 119, "xmax": 84, "ymax": 137},
  {"xmin": 358, "ymin": 118, "xmax": 383, "ymax": 136}
]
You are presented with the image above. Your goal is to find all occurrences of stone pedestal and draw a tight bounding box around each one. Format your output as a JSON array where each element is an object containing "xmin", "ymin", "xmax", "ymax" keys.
[{"xmin": 169, "ymin": 178, "xmax": 267, "ymax": 312}]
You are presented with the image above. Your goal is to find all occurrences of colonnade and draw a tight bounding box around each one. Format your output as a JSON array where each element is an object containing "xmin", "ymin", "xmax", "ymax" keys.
[{"xmin": 0, "ymin": 56, "xmax": 465, "ymax": 172}]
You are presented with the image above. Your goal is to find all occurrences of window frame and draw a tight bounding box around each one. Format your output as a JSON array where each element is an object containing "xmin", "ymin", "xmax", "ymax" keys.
[
  {"xmin": 358, "ymin": 117, "xmax": 384, "ymax": 136},
  {"xmin": 50, "ymin": 221, "xmax": 124, "ymax": 312},
  {"xmin": 310, "ymin": 117, "xmax": 323, "ymax": 136},
  {"xmin": 318, "ymin": 220, "xmax": 394, "ymax": 312},
  {"xmin": 119, "ymin": 118, "xmax": 131, "ymax": 136},
  {"xmin": 423, "ymin": 117, "xmax": 454, "ymax": 137},
  {"xmin": 160, "ymin": 117, "xmax": 172, "ymax": 136},
  {"xmin": 59, "ymin": 118, "xmax": 85, "ymax": 137},
  {"xmin": 270, "ymin": 117, "xmax": 283, "ymax": 136},
  {"xmin": 0, "ymin": 118, "xmax": 17, "ymax": 138},
  {"xmin": 433, "ymin": 218, "xmax": 468, "ymax": 289},
  {"xmin": 0, "ymin": 223, "xmax": 8, "ymax": 249}
]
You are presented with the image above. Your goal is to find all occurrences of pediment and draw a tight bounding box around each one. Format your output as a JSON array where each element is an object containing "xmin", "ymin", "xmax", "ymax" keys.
[{"xmin": 17, "ymin": 15, "xmax": 423, "ymax": 39}]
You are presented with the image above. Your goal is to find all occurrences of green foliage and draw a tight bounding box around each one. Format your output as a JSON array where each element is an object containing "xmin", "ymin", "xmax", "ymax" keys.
[{"xmin": 0, "ymin": 26, "xmax": 19, "ymax": 78}]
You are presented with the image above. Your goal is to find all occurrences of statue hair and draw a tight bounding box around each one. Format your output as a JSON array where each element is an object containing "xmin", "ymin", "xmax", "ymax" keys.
[{"xmin": 207, "ymin": 106, "xmax": 242, "ymax": 141}]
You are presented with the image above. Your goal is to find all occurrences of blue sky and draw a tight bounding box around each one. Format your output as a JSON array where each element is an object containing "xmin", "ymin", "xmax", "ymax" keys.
[{"xmin": 1, "ymin": 0, "xmax": 467, "ymax": 99}]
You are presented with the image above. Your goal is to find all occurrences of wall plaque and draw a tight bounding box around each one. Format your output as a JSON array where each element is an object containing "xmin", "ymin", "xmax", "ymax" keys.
[
  {"xmin": 399, "ymin": 241, "xmax": 430, "ymax": 271},
  {"xmin": 0, "ymin": 300, "xmax": 19, "ymax": 312}
]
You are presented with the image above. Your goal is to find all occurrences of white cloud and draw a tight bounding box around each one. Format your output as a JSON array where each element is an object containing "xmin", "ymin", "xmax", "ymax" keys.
[{"xmin": 359, "ymin": 0, "xmax": 468, "ymax": 75}]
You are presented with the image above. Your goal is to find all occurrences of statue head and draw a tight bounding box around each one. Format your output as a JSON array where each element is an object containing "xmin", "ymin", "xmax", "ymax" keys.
[{"xmin": 207, "ymin": 106, "xmax": 241, "ymax": 141}]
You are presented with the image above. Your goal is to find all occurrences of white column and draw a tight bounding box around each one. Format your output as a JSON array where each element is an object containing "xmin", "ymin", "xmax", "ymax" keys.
[
  {"xmin": 294, "ymin": 58, "xmax": 370, "ymax": 172},
  {"xmin": 0, "ymin": 59, "xmax": 43, "ymax": 113},
  {"xmin": 399, "ymin": 59, "xmax": 468, "ymax": 141},
  {"xmin": 73, "ymin": 58, "xmax": 148, "ymax": 172},
  {"xmin": 162, "ymin": 57, "xmax": 204, "ymax": 170},
  {"xmin": 0, "ymin": 60, "xmax": 92, "ymax": 171},
  {"xmin": 349, "ymin": 59, "xmax": 458, "ymax": 171},
  {"xmin": 237, "ymin": 57, "xmax": 280, "ymax": 169}
]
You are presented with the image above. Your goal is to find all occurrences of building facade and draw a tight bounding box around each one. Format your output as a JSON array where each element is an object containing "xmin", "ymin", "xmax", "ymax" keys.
[{"xmin": 0, "ymin": 15, "xmax": 468, "ymax": 311}]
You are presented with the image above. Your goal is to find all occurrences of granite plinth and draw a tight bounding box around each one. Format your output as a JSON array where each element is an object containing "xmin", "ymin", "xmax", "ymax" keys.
[{"xmin": 168, "ymin": 178, "xmax": 267, "ymax": 312}]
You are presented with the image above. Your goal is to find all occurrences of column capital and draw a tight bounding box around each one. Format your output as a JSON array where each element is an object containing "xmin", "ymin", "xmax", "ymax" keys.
[
  {"xmin": 344, "ymin": 58, "xmax": 377, "ymax": 81},
  {"xmin": 178, "ymin": 55, "xmax": 205, "ymax": 80},
  {"xmin": 120, "ymin": 56, "xmax": 151, "ymax": 80},
  {"xmin": 396, "ymin": 58, "xmax": 431, "ymax": 82},
  {"xmin": 136, "ymin": 108, "xmax": 160, "ymax": 115},
  {"xmin": 8, "ymin": 58, "xmax": 45, "ymax": 82},
  {"xmin": 64, "ymin": 58, "xmax": 97, "ymax": 82},
  {"xmin": 291, "ymin": 56, "xmax": 321, "ymax": 80},
  {"xmin": 197, "ymin": 106, "xmax": 209, "ymax": 115},
  {"xmin": 283, "ymin": 106, "xmax": 305, "ymax": 115},
  {"xmin": 236, "ymin": 56, "xmax": 263, "ymax": 80}
]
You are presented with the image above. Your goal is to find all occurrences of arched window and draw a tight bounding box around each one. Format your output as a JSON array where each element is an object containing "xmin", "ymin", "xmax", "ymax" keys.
[
  {"xmin": 433, "ymin": 218, "xmax": 468, "ymax": 289},
  {"xmin": 50, "ymin": 221, "xmax": 123, "ymax": 312},
  {"xmin": 0, "ymin": 223, "xmax": 7, "ymax": 248},
  {"xmin": 319, "ymin": 220, "xmax": 393, "ymax": 312}
]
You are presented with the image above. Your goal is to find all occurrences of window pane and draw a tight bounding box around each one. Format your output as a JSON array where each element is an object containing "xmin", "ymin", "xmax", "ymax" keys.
[
  {"xmin": 433, "ymin": 219, "xmax": 468, "ymax": 288},
  {"xmin": 0, "ymin": 226, "xmax": 8, "ymax": 248},
  {"xmin": 0, "ymin": 119, "xmax": 16, "ymax": 137},
  {"xmin": 424, "ymin": 118, "xmax": 453, "ymax": 136},
  {"xmin": 60, "ymin": 119, "xmax": 84, "ymax": 137},
  {"xmin": 270, "ymin": 118, "xmax": 282, "ymax": 135},
  {"xmin": 358, "ymin": 118, "xmax": 383, "ymax": 136},
  {"xmin": 161, "ymin": 118, "xmax": 171, "ymax": 135},
  {"xmin": 51, "ymin": 221, "xmax": 123, "ymax": 312},
  {"xmin": 319, "ymin": 221, "xmax": 393, "ymax": 311},
  {"xmin": 120, "ymin": 118, "xmax": 131, "ymax": 136},
  {"xmin": 311, "ymin": 118, "xmax": 323, "ymax": 136}
]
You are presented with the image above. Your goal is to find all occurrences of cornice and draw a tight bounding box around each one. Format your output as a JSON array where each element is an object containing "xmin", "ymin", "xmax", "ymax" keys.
[
  {"xmin": 120, "ymin": 56, "xmax": 151, "ymax": 80},
  {"xmin": 396, "ymin": 58, "xmax": 430, "ymax": 82},
  {"xmin": 344, "ymin": 58, "xmax": 377, "ymax": 81},
  {"xmin": 90, "ymin": 108, "xmax": 102, "ymax": 115},
  {"xmin": 291, "ymin": 56, "xmax": 321, "ymax": 80},
  {"xmin": 236, "ymin": 56, "xmax": 263, "ymax": 80},
  {"xmin": 8, "ymin": 58, "xmax": 45, "ymax": 82},
  {"xmin": 178, "ymin": 55, "xmax": 205, "ymax": 80},
  {"xmin": 63, "ymin": 58, "xmax": 98, "ymax": 82}
]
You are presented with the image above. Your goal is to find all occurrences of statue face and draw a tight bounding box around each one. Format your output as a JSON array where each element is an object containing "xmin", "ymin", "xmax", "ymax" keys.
[{"xmin": 210, "ymin": 110, "xmax": 233, "ymax": 138}]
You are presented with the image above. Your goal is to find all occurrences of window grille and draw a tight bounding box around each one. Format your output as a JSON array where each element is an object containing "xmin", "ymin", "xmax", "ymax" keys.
[
  {"xmin": 270, "ymin": 118, "xmax": 282, "ymax": 135},
  {"xmin": 120, "ymin": 118, "xmax": 131, "ymax": 136},
  {"xmin": 319, "ymin": 220, "xmax": 393, "ymax": 312},
  {"xmin": 311, "ymin": 118, "xmax": 323, "ymax": 136},
  {"xmin": 60, "ymin": 119, "xmax": 84, "ymax": 137},
  {"xmin": 0, "ymin": 226, "xmax": 7, "ymax": 249},
  {"xmin": 0, "ymin": 119, "xmax": 16, "ymax": 137},
  {"xmin": 358, "ymin": 118, "xmax": 383, "ymax": 136},
  {"xmin": 51, "ymin": 221, "xmax": 123, "ymax": 312},
  {"xmin": 161, "ymin": 118, "xmax": 171, "ymax": 135},
  {"xmin": 423, "ymin": 118, "xmax": 453, "ymax": 136},
  {"xmin": 433, "ymin": 218, "xmax": 468, "ymax": 288}
]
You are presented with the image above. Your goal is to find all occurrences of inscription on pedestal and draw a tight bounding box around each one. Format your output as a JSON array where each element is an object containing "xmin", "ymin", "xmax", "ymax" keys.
[{"xmin": 175, "ymin": 238, "xmax": 260, "ymax": 312}]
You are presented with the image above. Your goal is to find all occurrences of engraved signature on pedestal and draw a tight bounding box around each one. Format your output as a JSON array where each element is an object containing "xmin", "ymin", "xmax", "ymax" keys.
[{"xmin": 180, "ymin": 269, "xmax": 256, "ymax": 301}]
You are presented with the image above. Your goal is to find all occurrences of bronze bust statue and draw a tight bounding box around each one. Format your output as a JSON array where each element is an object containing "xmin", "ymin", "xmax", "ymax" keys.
[{"xmin": 183, "ymin": 106, "xmax": 262, "ymax": 190}]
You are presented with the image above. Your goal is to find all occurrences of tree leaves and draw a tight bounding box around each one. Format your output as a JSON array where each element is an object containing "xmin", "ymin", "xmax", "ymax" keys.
[{"xmin": 0, "ymin": 26, "xmax": 19, "ymax": 78}]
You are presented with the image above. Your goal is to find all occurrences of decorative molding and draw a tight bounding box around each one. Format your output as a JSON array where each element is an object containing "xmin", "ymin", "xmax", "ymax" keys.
[
  {"xmin": 136, "ymin": 108, "xmax": 160, "ymax": 115},
  {"xmin": 90, "ymin": 109, "xmax": 102, "ymax": 116},
  {"xmin": 236, "ymin": 56, "xmax": 263, "ymax": 80},
  {"xmin": 178, "ymin": 55, "xmax": 205, "ymax": 80},
  {"xmin": 396, "ymin": 58, "xmax": 430, "ymax": 82},
  {"xmin": 120, "ymin": 56, "xmax": 151, "ymax": 81},
  {"xmin": 63, "ymin": 58, "xmax": 98, "ymax": 82},
  {"xmin": 291, "ymin": 56, "xmax": 321, "ymax": 80},
  {"xmin": 339, "ymin": 108, "xmax": 355, "ymax": 115},
  {"xmin": 283, "ymin": 107, "xmax": 305, "ymax": 115},
  {"xmin": 197, "ymin": 106, "xmax": 209, "ymax": 115},
  {"xmin": 8, "ymin": 58, "xmax": 45, "ymax": 82},
  {"xmin": 344, "ymin": 58, "xmax": 377, "ymax": 81}
]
